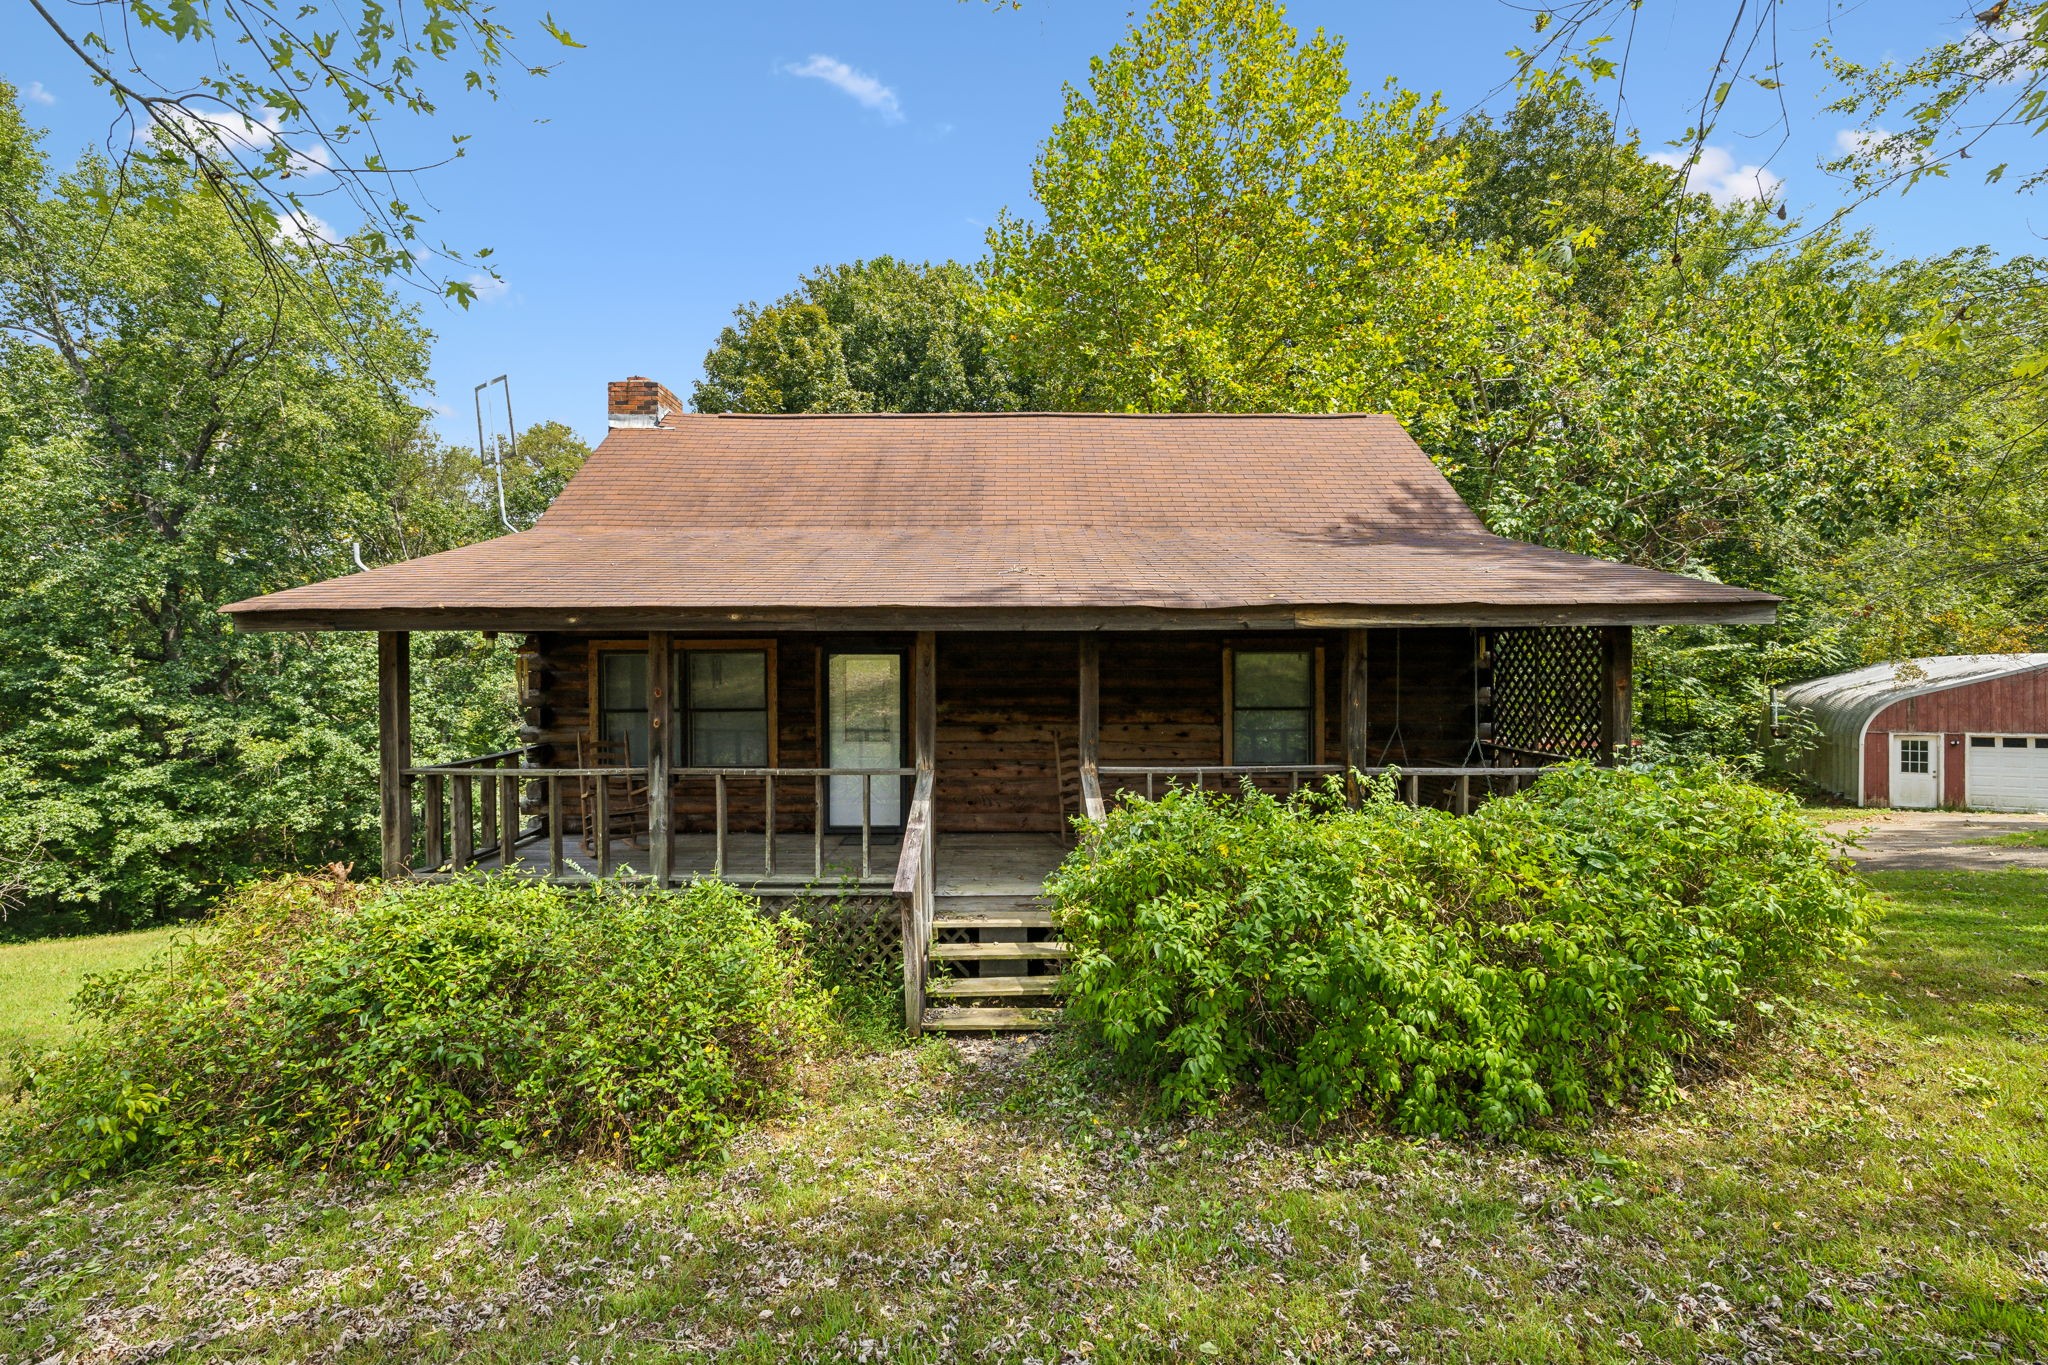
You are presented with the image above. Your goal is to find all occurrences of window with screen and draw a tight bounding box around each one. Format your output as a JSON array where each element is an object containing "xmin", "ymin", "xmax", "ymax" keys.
[
  {"xmin": 1230, "ymin": 649, "xmax": 1316, "ymax": 765},
  {"xmin": 598, "ymin": 652, "xmax": 649, "ymax": 765},
  {"xmin": 1899, "ymin": 737, "xmax": 1930, "ymax": 773},
  {"xmin": 680, "ymin": 649, "xmax": 770, "ymax": 766}
]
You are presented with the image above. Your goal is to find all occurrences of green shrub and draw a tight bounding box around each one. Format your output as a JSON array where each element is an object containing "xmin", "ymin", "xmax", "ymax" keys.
[
  {"xmin": 4, "ymin": 871, "xmax": 827, "ymax": 1188},
  {"xmin": 1049, "ymin": 763, "xmax": 1871, "ymax": 1135},
  {"xmin": 781, "ymin": 892, "xmax": 905, "ymax": 1046}
]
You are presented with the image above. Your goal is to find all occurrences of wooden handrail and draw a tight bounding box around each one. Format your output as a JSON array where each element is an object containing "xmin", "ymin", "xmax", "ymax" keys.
[
  {"xmin": 1095, "ymin": 762, "xmax": 1556, "ymax": 813},
  {"xmin": 1097, "ymin": 763, "xmax": 1344, "ymax": 774},
  {"xmin": 406, "ymin": 764, "xmax": 642, "ymax": 778},
  {"xmin": 1095, "ymin": 763, "xmax": 1552, "ymax": 778},
  {"xmin": 411, "ymin": 746, "xmax": 535, "ymax": 770},
  {"xmin": 895, "ymin": 769, "xmax": 937, "ymax": 1033},
  {"xmin": 893, "ymin": 769, "xmax": 934, "ymax": 896},
  {"xmin": 676, "ymin": 765, "xmax": 914, "ymax": 778}
]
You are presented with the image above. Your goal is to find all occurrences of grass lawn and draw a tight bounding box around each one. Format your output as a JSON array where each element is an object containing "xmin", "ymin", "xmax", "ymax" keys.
[
  {"xmin": 3, "ymin": 871, "xmax": 2044, "ymax": 1363},
  {"xmin": 0, "ymin": 924, "xmax": 188, "ymax": 1065},
  {"xmin": 1965, "ymin": 829, "xmax": 2048, "ymax": 849}
]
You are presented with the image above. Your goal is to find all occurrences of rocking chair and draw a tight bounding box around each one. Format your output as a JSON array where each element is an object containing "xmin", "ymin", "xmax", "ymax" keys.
[{"xmin": 577, "ymin": 734, "xmax": 650, "ymax": 855}]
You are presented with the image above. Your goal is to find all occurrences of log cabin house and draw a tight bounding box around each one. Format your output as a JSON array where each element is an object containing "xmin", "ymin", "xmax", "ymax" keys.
[{"xmin": 224, "ymin": 378, "xmax": 1778, "ymax": 1032}]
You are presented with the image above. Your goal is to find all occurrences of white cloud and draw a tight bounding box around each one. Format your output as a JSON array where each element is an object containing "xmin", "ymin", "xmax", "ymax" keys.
[
  {"xmin": 22, "ymin": 81, "xmax": 56, "ymax": 107},
  {"xmin": 783, "ymin": 54, "xmax": 903, "ymax": 123},
  {"xmin": 157, "ymin": 106, "xmax": 331, "ymax": 178},
  {"xmin": 1834, "ymin": 125, "xmax": 1920, "ymax": 170},
  {"xmin": 1649, "ymin": 145, "xmax": 1784, "ymax": 207},
  {"xmin": 276, "ymin": 209, "xmax": 337, "ymax": 246},
  {"xmin": 465, "ymin": 272, "xmax": 510, "ymax": 303}
]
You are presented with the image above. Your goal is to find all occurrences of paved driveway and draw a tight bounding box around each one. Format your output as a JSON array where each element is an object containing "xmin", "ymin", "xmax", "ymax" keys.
[{"xmin": 1819, "ymin": 809, "xmax": 2048, "ymax": 871}]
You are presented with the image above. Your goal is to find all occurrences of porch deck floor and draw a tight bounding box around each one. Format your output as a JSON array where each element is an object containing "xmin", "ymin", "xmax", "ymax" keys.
[{"xmin": 471, "ymin": 831, "xmax": 1069, "ymax": 898}]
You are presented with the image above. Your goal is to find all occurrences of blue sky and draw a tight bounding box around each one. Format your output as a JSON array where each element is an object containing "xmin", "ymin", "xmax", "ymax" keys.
[{"xmin": 7, "ymin": 1, "xmax": 2046, "ymax": 446}]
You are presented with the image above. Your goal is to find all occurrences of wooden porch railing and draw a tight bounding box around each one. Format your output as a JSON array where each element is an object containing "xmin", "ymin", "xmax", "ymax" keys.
[
  {"xmin": 407, "ymin": 747, "xmax": 642, "ymax": 879},
  {"xmin": 403, "ymin": 753, "xmax": 915, "ymax": 884},
  {"xmin": 1352, "ymin": 764, "xmax": 1550, "ymax": 814},
  {"xmin": 667, "ymin": 766, "xmax": 915, "ymax": 881},
  {"xmin": 1094, "ymin": 763, "xmax": 1555, "ymax": 815},
  {"xmin": 1097, "ymin": 763, "xmax": 1344, "ymax": 800},
  {"xmin": 894, "ymin": 768, "xmax": 936, "ymax": 1030}
]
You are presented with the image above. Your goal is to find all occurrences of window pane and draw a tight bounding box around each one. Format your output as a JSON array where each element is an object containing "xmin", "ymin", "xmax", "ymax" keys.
[
  {"xmin": 1234, "ymin": 651, "xmax": 1313, "ymax": 708},
  {"xmin": 601, "ymin": 652, "xmax": 647, "ymax": 709},
  {"xmin": 1236, "ymin": 710, "xmax": 1311, "ymax": 765},
  {"xmin": 688, "ymin": 650, "xmax": 767, "ymax": 709},
  {"xmin": 2005, "ymin": 736, "xmax": 2029, "ymax": 748},
  {"xmin": 691, "ymin": 710, "xmax": 769, "ymax": 767},
  {"xmin": 1971, "ymin": 736, "xmax": 1995, "ymax": 747},
  {"xmin": 603, "ymin": 711, "xmax": 650, "ymax": 767}
]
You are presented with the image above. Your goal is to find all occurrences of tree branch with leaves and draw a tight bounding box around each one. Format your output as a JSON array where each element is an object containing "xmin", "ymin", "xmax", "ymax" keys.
[{"xmin": 21, "ymin": 0, "xmax": 583, "ymax": 306}]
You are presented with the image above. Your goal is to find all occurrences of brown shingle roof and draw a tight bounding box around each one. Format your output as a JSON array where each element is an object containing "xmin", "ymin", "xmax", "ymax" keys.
[{"xmin": 224, "ymin": 413, "xmax": 1777, "ymax": 630}]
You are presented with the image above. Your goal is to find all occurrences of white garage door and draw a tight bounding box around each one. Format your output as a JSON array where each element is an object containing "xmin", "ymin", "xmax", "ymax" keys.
[{"xmin": 1966, "ymin": 735, "xmax": 2048, "ymax": 812}]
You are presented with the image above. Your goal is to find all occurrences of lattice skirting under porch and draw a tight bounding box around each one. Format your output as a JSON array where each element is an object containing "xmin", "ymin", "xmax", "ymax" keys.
[{"xmin": 1490, "ymin": 626, "xmax": 1605, "ymax": 760}]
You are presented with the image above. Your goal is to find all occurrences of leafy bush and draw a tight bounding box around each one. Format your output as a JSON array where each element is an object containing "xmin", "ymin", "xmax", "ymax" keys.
[
  {"xmin": 4, "ymin": 871, "xmax": 827, "ymax": 1188},
  {"xmin": 780, "ymin": 892, "xmax": 905, "ymax": 1045},
  {"xmin": 1049, "ymin": 764, "xmax": 1871, "ymax": 1135}
]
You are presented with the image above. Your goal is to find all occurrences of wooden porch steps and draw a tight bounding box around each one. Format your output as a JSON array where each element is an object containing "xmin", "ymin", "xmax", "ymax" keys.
[
  {"xmin": 919, "ymin": 891, "xmax": 1067, "ymax": 1032},
  {"xmin": 922, "ymin": 1006, "xmax": 1060, "ymax": 1032},
  {"xmin": 931, "ymin": 908, "xmax": 1056, "ymax": 931},
  {"xmin": 929, "ymin": 940, "xmax": 1070, "ymax": 960},
  {"xmin": 927, "ymin": 974, "xmax": 1068, "ymax": 997}
]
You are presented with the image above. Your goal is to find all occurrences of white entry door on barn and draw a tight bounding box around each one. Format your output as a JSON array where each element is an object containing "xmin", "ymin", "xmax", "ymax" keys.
[
  {"xmin": 1888, "ymin": 733, "xmax": 1941, "ymax": 808},
  {"xmin": 1965, "ymin": 735, "xmax": 2048, "ymax": 812}
]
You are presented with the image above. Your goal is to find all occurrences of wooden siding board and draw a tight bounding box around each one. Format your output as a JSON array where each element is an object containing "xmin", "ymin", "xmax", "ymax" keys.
[
  {"xmin": 528, "ymin": 626, "xmax": 1494, "ymax": 832},
  {"xmin": 1863, "ymin": 729, "xmax": 1888, "ymax": 807},
  {"xmin": 1869, "ymin": 668, "xmax": 2048, "ymax": 736}
]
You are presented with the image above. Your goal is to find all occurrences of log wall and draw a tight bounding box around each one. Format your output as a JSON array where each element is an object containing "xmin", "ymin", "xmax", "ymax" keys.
[{"xmin": 521, "ymin": 627, "xmax": 1485, "ymax": 834}]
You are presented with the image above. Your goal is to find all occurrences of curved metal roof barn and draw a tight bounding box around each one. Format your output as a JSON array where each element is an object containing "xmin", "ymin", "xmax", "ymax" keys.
[{"xmin": 1777, "ymin": 654, "xmax": 2048, "ymax": 806}]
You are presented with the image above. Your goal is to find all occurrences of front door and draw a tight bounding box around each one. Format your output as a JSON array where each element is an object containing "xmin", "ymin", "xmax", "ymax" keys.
[
  {"xmin": 1889, "ymin": 733, "xmax": 1940, "ymax": 809},
  {"xmin": 825, "ymin": 652, "xmax": 905, "ymax": 828}
]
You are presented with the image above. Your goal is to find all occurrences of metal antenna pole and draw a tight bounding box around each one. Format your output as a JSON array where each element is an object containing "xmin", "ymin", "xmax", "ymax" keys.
[{"xmin": 474, "ymin": 374, "xmax": 519, "ymax": 533}]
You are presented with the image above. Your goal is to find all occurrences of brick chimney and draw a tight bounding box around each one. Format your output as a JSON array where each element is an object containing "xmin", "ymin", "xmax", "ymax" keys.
[{"xmin": 606, "ymin": 376, "xmax": 682, "ymax": 428}]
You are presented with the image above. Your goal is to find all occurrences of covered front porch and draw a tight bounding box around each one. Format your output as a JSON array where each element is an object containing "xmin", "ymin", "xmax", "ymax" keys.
[
  {"xmin": 374, "ymin": 623, "xmax": 1632, "ymax": 886},
  {"xmin": 373, "ymin": 623, "xmax": 1631, "ymax": 1031}
]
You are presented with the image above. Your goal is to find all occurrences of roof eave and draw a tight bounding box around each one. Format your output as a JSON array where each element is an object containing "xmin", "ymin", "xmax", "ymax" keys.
[{"xmin": 222, "ymin": 598, "xmax": 1780, "ymax": 634}]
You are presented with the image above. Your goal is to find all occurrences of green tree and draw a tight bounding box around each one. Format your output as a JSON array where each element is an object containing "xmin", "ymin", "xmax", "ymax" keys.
[
  {"xmin": 982, "ymin": 0, "xmax": 1548, "ymax": 439},
  {"xmin": 1808, "ymin": 249, "xmax": 2048, "ymax": 662},
  {"xmin": 1449, "ymin": 81, "xmax": 1689, "ymax": 323},
  {"xmin": 0, "ymin": 87, "xmax": 513, "ymax": 925},
  {"xmin": 693, "ymin": 257, "xmax": 1018, "ymax": 413}
]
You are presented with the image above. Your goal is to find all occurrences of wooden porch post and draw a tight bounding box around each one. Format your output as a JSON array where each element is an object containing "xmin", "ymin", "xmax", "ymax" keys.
[
  {"xmin": 1342, "ymin": 629, "xmax": 1369, "ymax": 800},
  {"xmin": 1599, "ymin": 626, "xmax": 1634, "ymax": 766},
  {"xmin": 647, "ymin": 632, "xmax": 673, "ymax": 884},
  {"xmin": 377, "ymin": 631, "xmax": 412, "ymax": 879},
  {"xmin": 1078, "ymin": 633, "xmax": 1100, "ymax": 773},
  {"xmin": 913, "ymin": 631, "xmax": 937, "ymax": 772}
]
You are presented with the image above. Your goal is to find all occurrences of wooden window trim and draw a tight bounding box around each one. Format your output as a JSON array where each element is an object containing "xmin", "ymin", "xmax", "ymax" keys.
[
  {"xmin": 587, "ymin": 638, "xmax": 779, "ymax": 767},
  {"xmin": 1222, "ymin": 643, "xmax": 1325, "ymax": 766}
]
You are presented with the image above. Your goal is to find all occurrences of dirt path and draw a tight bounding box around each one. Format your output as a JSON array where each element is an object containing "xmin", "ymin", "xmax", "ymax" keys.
[{"xmin": 1820, "ymin": 808, "xmax": 2048, "ymax": 871}]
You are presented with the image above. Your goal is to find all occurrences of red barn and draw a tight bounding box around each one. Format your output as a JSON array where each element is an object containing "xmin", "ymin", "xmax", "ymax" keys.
[{"xmin": 1776, "ymin": 655, "xmax": 2048, "ymax": 809}]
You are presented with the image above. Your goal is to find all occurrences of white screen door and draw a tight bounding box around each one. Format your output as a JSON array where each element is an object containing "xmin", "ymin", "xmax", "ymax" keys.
[
  {"xmin": 1889, "ymin": 733, "xmax": 1939, "ymax": 809},
  {"xmin": 826, "ymin": 653, "xmax": 903, "ymax": 828}
]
